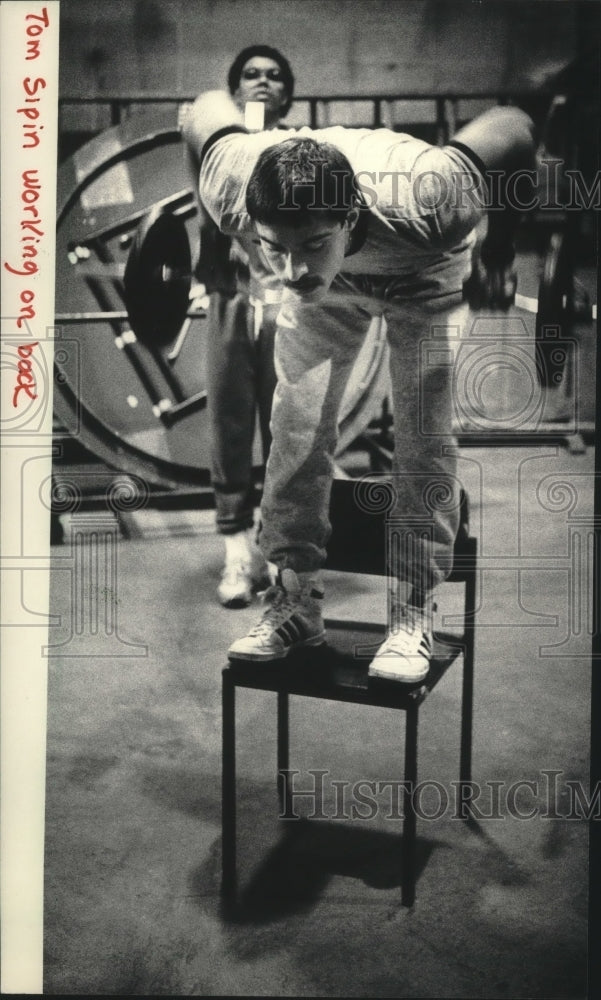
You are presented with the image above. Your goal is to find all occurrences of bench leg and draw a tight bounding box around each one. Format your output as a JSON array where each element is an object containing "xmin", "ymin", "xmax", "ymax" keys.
[
  {"xmin": 221, "ymin": 669, "xmax": 237, "ymax": 900},
  {"xmin": 277, "ymin": 691, "xmax": 291, "ymax": 816},
  {"xmin": 460, "ymin": 560, "xmax": 477, "ymax": 794},
  {"xmin": 402, "ymin": 702, "xmax": 418, "ymax": 906}
]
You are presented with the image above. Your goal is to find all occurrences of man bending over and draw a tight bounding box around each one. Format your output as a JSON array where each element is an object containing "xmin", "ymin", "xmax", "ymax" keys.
[{"xmin": 183, "ymin": 91, "xmax": 535, "ymax": 682}]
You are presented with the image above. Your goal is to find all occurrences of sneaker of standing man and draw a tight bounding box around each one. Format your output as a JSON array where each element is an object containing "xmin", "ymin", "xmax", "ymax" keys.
[
  {"xmin": 227, "ymin": 568, "xmax": 326, "ymax": 660},
  {"xmin": 367, "ymin": 583, "xmax": 436, "ymax": 684}
]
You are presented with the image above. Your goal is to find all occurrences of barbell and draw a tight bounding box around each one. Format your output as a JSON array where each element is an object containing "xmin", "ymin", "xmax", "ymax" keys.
[
  {"xmin": 531, "ymin": 230, "xmax": 594, "ymax": 387},
  {"xmin": 123, "ymin": 205, "xmax": 192, "ymax": 349},
  {"xmin": 122, "ymin": 211, "xmax": 595, "ymax": 389}
]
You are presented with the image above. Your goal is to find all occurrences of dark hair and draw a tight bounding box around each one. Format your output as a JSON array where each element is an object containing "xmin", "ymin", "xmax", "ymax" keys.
[
  {"xmin": 227, "ymin": 45, "xmax": 295, "ymax": 117},
  {"xmin": 246, "ymin": 137, "xmax": 360, "ymax": 227}
]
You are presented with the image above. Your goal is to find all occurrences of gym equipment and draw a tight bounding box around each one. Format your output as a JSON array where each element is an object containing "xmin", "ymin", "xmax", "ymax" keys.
[
  {"xmin": 534, "ymin": 230, "xmax": 575, "ymax": 388},
  {"xmin": 55, "ymin": 108, "xmax": 595, "ymax": 492},
  {"xmin": 466, "ymin": 226, "xmax": 595, "ymax": 390},
  {"xmin": 54, "ymin": 107, "xmax": 391, "ymax": 490},
  {"xmin": 123, "ymin": 205, "xmax": 192, "ymax": 349}
]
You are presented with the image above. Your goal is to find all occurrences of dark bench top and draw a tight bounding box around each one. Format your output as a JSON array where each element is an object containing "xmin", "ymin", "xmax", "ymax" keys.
[{"xmin": 224, "ymin": 628, "xmax": 466, "ymax": 709}]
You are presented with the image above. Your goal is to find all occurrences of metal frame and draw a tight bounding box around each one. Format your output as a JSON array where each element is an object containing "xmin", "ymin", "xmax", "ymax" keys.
[{"xmin": 58, "ymin": 90, "xmax": 549, "ymax": 140}]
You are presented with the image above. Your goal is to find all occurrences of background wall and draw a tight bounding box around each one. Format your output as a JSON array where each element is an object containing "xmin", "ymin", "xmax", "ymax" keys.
[
  {"xmin": 58, "ymin": 0, "xmax": 583, "ymax": 98},
  {"xmin": 58, "ymin": 0, "xmax": 593, "ymax": 137}
]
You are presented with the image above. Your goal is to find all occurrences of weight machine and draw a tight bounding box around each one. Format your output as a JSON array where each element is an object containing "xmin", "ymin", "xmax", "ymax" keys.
[{"xmin": 53, "ymin": 99, "xmax": 596, "ymax": 519}]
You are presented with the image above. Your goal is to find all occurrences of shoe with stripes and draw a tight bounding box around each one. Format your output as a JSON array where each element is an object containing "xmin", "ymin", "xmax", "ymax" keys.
[
  {"xmin": 227, "ymin": 568, "xmax": 325, "ymax": 661},
  {"xmin": 368, "ymin": 602, "xmax": 434, "ymax": 683}
]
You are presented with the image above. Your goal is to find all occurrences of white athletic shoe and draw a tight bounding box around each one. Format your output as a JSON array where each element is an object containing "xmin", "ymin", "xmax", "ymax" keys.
[
  {"xmin": 368, "ymin": 601, "xmax": 434, "ymax": 683},
  {"xmin": 218, "ymin": 530, "xmax": 270, "ymax": 608},
  {"xmin": 228, "ymin": 568, "xmax": 325, "ymax": 661}
]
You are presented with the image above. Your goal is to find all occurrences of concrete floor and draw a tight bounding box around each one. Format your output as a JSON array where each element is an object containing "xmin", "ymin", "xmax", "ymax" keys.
[{"xmin": 44, "ymin": 440, "xmax": 594, "ymax": 997}]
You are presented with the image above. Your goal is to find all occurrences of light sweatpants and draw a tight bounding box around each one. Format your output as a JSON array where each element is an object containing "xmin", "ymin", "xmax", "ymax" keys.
[{"xmin": 259, "ymin": 287, "xmax": 466, "ymax": 594}]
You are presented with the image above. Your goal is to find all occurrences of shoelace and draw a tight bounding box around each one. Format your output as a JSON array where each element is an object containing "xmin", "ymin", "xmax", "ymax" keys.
[
  {"xmin": 392, "ymin": 604, "xmax": 423, "ymax": 629},
  {"xmin": 390, "ymin": 598, "xmax": 436, "ymax": 630},
  {"xmin": 248, "ymin": 584, "xmax": 301, "ymax": 637},
  {"xmin": 222, "ymin": 559, "xmax": 251, "ymax": 584},
  {"xmin": 385, "ymin": 606, "xmax": 434, "ymax": 654}
]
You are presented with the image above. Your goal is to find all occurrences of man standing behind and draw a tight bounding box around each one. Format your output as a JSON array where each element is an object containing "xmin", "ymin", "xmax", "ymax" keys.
[{"xmin": 186, "ymin": 46, "xmax": 294, "ymax": 607}]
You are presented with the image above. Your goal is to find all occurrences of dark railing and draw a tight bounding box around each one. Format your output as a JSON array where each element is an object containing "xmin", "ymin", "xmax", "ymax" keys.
[{"xmin": 58, "ymin": 90, "xmax": 554, "ymax": 144}]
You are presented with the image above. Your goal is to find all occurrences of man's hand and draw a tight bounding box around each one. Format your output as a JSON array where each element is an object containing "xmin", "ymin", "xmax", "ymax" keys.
[
  {"xmin": 463, "ymin": 240, "xmax": 517, "ymax": 311},
  {"xmin": 195, "ymin": 215, "xmax": 238, "ymax": 297},
  {"xmin": 181, "ymin": 90, "xmax": 245, "ymax": 165}
]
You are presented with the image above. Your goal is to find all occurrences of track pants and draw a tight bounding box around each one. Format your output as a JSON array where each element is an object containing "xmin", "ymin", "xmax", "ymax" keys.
[{"xmin": 259, "ymin": 289, "xmax": 467, "ymax": 594}]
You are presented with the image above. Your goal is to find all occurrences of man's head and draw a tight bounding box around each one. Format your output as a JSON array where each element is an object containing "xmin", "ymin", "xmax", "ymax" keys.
[
  {"xmin": 228, "ymin": 45, "xmax": 294, "ymax": 128},
  {"xmin": 246, "ymin": 138, "xmax": 361, "ymax": 302}
]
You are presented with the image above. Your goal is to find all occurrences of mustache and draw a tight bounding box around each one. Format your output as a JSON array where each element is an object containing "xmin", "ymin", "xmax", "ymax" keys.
[{"xmin": 284, "ymin": 276, "xmax": 322, "ymax": 291}]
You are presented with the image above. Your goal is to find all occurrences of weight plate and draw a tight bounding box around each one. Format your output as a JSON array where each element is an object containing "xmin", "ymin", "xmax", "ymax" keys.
[
  {"xmin": 55, "ymin": 107, "xmax": 391, "ymax": 489},
  {"xmin": 124, "ymin": 206, "xmax": 192, "ymax": 349}
]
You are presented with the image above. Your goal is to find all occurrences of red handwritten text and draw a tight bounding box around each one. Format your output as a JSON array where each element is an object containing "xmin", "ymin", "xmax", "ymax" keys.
[
  {"xmin": 25, "ymin": 8, "xmax": 49, "ymax": 60},
  {"xmin": 18, "ymin": 74, "xmax": 46, "ymax": 148},
  {"xmin": 3, "ymin": 168, "xmax": 45, "ymax": 325},
  {"xmin": 12, "ymin": 342, "xmax": 39, "ymax": 407}
]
